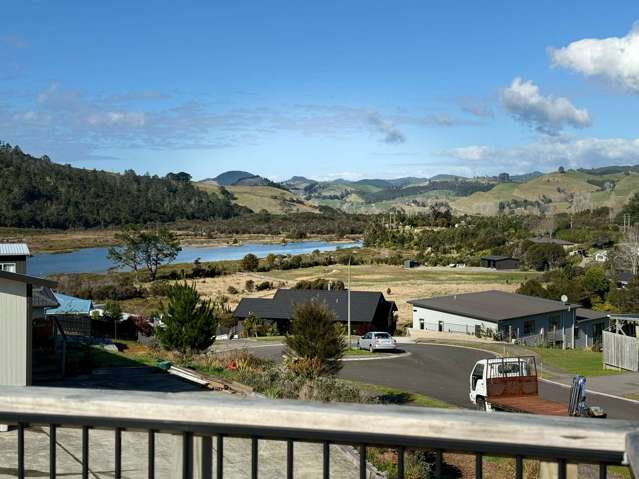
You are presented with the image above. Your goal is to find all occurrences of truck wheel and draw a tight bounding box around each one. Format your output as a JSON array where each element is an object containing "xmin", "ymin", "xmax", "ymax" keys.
[
  {"xmin": 369, "ymin": 344, "xmax": 374, "ymax": 353},
  {"xmin": 476, "ymin": 397, "xmax": 487, "ymax": 411}
]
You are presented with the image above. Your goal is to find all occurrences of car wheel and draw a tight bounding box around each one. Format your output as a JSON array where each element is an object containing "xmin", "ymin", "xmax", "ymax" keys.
[
  {"xmin": 357, "ymin": 341, "xmax": 360, "ymax": 349},
  {"xmin": 476, "ymin": 397, "xmax": 487, "ymax": 411},
  {"xmin": 369, "ymin": 344, "xmax": 374, "ymax": 353}
]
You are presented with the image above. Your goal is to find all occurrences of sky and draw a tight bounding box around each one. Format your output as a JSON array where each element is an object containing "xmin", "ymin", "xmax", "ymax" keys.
[{"xmin": 2, "ymin": 1, "xmax": 639, "ymax": 181}]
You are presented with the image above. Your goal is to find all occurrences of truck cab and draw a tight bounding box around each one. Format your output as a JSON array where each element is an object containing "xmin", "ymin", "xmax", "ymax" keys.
[{"xmin": 469, "ymin": 357, "xmax": 535, "ymax": 412}]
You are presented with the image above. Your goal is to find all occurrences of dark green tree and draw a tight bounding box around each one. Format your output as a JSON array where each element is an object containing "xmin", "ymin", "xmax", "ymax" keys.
[
  {"xmin": 240, "ymin": 253, "xmax": 259, "ymax": 272},
  {"xmin": 525, "ymin": 243, "xmax": 567, "ymax": 271},
  {"xmin": 140, "ymin": 228, "xmax": 182, "ymax": 281},
  {"xmin": 156, "ymin": 282, "xmax": 220, "ymax": 353},
  {"xmin": 285, "ymin": 301, "xmax": 346, "ymax": 375},
  {"xmin": 108, "ymin": 227, "xmax": 181, "ymax": 281}
]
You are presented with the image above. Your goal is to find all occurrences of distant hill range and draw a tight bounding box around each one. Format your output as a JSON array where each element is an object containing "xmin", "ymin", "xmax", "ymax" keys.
[
  {"xmin": 200, "ymin": 166, "xmax": 639, "ymax": 216},
  {"xmin": 201, "ymin": 170, "xmax": 282, "ymax": 188}
]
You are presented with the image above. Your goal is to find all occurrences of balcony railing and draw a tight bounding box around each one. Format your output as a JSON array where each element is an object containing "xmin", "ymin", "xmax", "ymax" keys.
[{"xmin": 0, "ymin": 386, "xmax": 637, "ymax": 478}]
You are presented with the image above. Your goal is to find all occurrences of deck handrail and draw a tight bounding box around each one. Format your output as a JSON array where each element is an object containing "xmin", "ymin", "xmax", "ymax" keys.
[{"xmin": 0, "ymin": 386, "xmax": 637, "ymax": 477}]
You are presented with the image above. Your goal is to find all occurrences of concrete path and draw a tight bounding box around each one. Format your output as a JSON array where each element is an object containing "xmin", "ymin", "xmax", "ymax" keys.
[
  {"xmin": 0, "ymin": 427, "xmax": 365, "ymax": 478},
  {"xmin": 4, "ymin": 367, "xmax": 370, "ymax": 478}
]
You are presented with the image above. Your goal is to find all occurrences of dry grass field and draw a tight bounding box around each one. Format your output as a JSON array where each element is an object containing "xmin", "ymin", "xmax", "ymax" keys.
[{"xmin": 189, "ymin": 265, "xmax": 539, "ymax": 328}]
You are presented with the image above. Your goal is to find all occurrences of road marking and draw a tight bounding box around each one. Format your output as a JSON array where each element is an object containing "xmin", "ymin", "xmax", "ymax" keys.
[{"xmin": 416, "ymin": 341, "xmax": 639, "ymax": 405}]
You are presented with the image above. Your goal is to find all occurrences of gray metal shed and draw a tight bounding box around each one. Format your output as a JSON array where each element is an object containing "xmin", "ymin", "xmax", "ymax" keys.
[{"xmin": 0, "ymin": 270, "xmax": 57, "ymax": 386}]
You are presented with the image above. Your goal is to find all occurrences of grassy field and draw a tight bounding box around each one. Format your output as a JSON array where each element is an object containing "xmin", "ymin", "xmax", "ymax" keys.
[
  {"xmin": 184, "ymin": 264, "xmax": 539, "ymax": 329},
  {"xmin": 453, "ymin": 170, "xmax": 639, "ymax": 215},
  {"xmin": 530, "ymin": 347, "xmax": 623, "ymax": 377},
  {"xmin": 197, "ymin": 182, "xmax": 318, "ymax": 214}
]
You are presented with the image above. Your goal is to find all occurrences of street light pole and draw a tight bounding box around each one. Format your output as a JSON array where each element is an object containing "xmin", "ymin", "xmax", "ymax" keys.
[{"xmin": 347, "ymin": 255, "xmax": 351, "ymax": 350}]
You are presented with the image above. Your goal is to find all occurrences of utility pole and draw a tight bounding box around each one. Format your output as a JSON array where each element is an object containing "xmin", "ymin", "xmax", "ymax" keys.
[{"xmin": 347, "ymin": 255, "xmax": 351, "ymax": 350}]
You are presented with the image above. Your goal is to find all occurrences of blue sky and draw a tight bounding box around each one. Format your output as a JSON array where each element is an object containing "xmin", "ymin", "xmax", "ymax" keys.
[{"xmin": 2, "ymin": 1, "xmax": 639, "ymax": 180}]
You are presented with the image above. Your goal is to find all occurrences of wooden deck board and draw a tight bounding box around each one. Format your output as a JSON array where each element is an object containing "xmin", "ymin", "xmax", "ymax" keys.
[{"xmin": 489, "ymin": 395, "xmax": 567, "ymax": 416}]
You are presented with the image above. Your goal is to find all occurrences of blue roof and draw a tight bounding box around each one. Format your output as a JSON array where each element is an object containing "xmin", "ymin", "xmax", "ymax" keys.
[{"xmin": 46, "ymin": 293, "xmax": 93, "ymax": 315}]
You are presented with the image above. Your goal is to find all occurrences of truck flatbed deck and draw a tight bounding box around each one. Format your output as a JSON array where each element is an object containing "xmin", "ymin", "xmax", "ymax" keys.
[{"xmin": 489, "ymin": 395, "xmax": 567, "ymax": 416}]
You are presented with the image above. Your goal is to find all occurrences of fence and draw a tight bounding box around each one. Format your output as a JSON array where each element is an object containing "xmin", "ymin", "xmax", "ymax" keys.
[
  {"xmin": 51, "ymin": 316, "xmax": 138, "ymax": 341},
  {"xmin": 603, "ymin": 331, "xmax": 639, "ymax": 372},
  {"xmin": 0, "ymin": 386, "xmax": 638, "ymax": 478}
]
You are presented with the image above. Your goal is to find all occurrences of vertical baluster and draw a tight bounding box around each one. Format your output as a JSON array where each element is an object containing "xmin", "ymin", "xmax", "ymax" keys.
[
  {"xmin": 183, "ymin": 432, "xmax": 193, "ymax": 479},
  {"xmin": 558, "ymin": 459, "xmax": 567, "ymax": 479},
  {"xmin": 475, "ymin": 453, "xmax": 483, "ymax": 479},
  {"xmin": 82, "ymin": 426, "xmax": 89, "ymax": 479},
  {"xmin": 599, "ymin": 463, "xmax": 607, "ymax": 479},
  {"xmin": 50, "ymin": 424, "xmax": 57, "ymax": 479},
  {"xmin": 251, "ymin": 437, "xmax": 258, "ymax": 479},
  {"xmin": 515, "ymin": 456, "xmax": 523, "ymax": 479},
  {"xmin": 323, "ymin": 442, "xmax": 330, "ymax": 479},
  {"xmin": 435, "ymin": 450, "xmax": 442, "ymax": 478},
  {"xmin": 115, "ymin": 428, "xmax": 122, "ymax": 479},
  {"xmin": 148, "ymin": 430, "xmax": 155, "ymax": 479},
  {"xmin": 200, "ymin": 436, "xmax": 212, "ymax": 479},
  {"xmin": 286, "ymin": 439, "xmax": 294, "ymax": 479},
  {"xmin": 359, "ymin": 445, "xmax": 366, "ymax": 479},
  {"xmin": 17, "ymin": 423, "xmax": 25, "ymax": 479},
  {"xmin": 216, "ymin": 435, "xmax": 224, "ymax": 479},
  {"xmin": 397, "ymin": 446, "xmax": 405, "ymax": 479}
]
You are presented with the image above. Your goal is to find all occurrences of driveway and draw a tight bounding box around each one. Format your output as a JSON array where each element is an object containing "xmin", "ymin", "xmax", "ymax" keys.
[{"xmin": 243, "ymin": 342, "xmax": 639, "ymax": 420}]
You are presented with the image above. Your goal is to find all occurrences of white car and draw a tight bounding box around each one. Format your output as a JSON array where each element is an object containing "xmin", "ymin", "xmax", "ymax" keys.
[{"xmin": 357, "ymin": 332, "xmax": 396, "ymax": 352}]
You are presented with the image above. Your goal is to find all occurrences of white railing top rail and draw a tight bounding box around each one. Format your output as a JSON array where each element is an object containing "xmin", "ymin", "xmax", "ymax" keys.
[{"xmin": 0, "ymin": 386, "xmax": 637, "ymax": 461}]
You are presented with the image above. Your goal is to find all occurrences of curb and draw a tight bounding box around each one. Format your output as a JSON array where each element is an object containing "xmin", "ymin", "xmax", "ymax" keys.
[
  {"xmin": 416, "ymin": 341, "xmax": 639, "ymax": 405},
  {"xmin": 342, "ymin": 351, "xmax": 412, "ymax": 362}
]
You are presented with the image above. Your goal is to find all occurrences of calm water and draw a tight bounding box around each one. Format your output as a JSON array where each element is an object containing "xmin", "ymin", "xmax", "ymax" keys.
[{"xmin": 29, "ymin": 240, "xmax": 362, "ymax": 277}]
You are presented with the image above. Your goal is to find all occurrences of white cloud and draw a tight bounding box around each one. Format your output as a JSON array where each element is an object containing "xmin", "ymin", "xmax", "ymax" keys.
[
  {"xmin": 441, "ymin": 136, "xmax": 639, "ymax": 172},
  {"xmin": 550, "ymin": 22, "xmax": 639, "ymax": 94},
  {"xmin": 500, "ymin": 77, "xmax": 591, "ymax": 134}
]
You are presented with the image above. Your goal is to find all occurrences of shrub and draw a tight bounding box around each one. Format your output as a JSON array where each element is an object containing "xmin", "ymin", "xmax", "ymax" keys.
[
  {"xmin": 243, "ymin": 315, "xmax": 267, "ymax": 337},
  {"xmin": 245, "ymin": 279, "xmax": 255, "ymax": 292},
  {"xmin": 255, "ymin": 281, "xmax": 272, "ymax": 291},
  {"xmin": 156, "ymin": 282, "xmax": 221, "ymax": 353},
  {"xmin": 285, "ymin": 301, "xmax": 346, "ymax": 375},
  {"xmin": 227, "ymin": 285, "xmax": 239, "ymax": 295},
  {"xmin": 240, "ymin": 253, "xmax": 259, "ymax": 272}
]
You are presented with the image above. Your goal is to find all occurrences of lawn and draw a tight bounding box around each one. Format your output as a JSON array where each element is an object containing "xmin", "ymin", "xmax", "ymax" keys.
[
  {"xmin": 88, "ymin": 340, "xmax": 159, "ymax": 368},
  {"xmin": 346, "ymin": 381, "xmax": 452, "ymax": 409},
  {"xmin": 530, "ymin": 347, "xmax": 623, "ymax": 377}
]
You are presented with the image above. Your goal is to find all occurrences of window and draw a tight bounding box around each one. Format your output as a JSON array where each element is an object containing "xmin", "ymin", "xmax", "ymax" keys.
[
  {"xmin": 419, "ymin": 318, "xmax": 425, "ymax": 330},
  {"xmin": 0, "ymin": 263, "xmax": 16, "ymax": 273},
  {"xmin": 374, "ymin": 333, "xmax": 391, "ymax": 339},
  {"xmin": 549, "ymin": 313, "xmax": 561, "ymax": 331},
  {"xmin": 523, "ymin": 319, "xmax": 535, "ymax": 336}
]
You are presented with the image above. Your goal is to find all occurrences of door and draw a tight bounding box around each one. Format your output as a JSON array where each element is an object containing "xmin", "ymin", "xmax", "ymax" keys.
[
  {"xmin": 470, "ymin": 363, "xmax": 485, "ymax": 402},
  {"xmin": 359, "ymin": 332, "xmax": 371, "ymax": 349},
  {"xmin": 438, "ymin": 320, "xmax": 444, "ymax": 332}
]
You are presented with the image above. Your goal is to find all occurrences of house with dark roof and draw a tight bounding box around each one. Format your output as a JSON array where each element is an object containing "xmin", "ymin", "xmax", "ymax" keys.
[
  {"xmin": 233, "ymin": 289, "xmax": 397, "ymax": 335},
  {"xmin": 480, "ymin": 256, "xmax": 520, "ymax": 270},
  {"xmin": 408, "ymin": 290, "xmax": 608, "ymax": 349}
]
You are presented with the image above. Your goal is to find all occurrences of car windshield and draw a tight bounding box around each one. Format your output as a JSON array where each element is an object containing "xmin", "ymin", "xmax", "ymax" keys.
[{"xmin": 374, "ymin": 333, "xmax": 391, "ymax": 339}]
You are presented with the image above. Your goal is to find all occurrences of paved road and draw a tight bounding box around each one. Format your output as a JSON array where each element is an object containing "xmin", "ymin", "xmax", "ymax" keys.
[{"xmin": 246, "ymin": 342, "xmax": 639, "ymax": 420}]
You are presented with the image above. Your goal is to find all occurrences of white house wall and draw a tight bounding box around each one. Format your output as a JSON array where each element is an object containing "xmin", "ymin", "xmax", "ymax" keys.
[
  {"xmin": 411, "ymin": 306, "xmax": 498, "ymax": 335},
  {"xmin": 0, "ymin": 279, "xmax": 30, "ymax": 386}
]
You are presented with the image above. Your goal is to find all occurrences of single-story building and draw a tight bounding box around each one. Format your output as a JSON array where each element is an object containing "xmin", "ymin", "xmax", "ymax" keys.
[
  {"xmin": 0, "ymin": 270, "xmax": 57, "ymax": 386},
  {"xmin": 616, "ymin": 271, "xmax": 636, "ymax": 288},
  {"xmin": 594, "ymin": 250, "xmax": 608, "ymax": 263},
  {"xmin": 0, "ymin": 243, "xmax": 30, "ymax": 274},
  {"xmin": 530, "ymin": 238, "xmax": 575, "ymax": 248},
  {"xmin": 480, "ymin": 256, "xmax": 520, "ymax": 270},
  {"xmin": 233, "ymin": 288, "xmax": 398, "ymax": 335},
  {"xmin": 408, "ymin": 290, "xmax": 607, "ymax": 349},
  {"xmin": 46, "ymin": 292, "xmax": 94, "ymax": 336},
  {"xmin": 403, "ymin": 259, "xmax": 419, "ymax": 269}
]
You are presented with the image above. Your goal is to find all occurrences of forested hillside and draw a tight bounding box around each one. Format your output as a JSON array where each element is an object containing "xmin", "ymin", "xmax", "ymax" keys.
[{"xmin": 0, "ymin": 143, "xmax": 242, "ymax": 228}]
